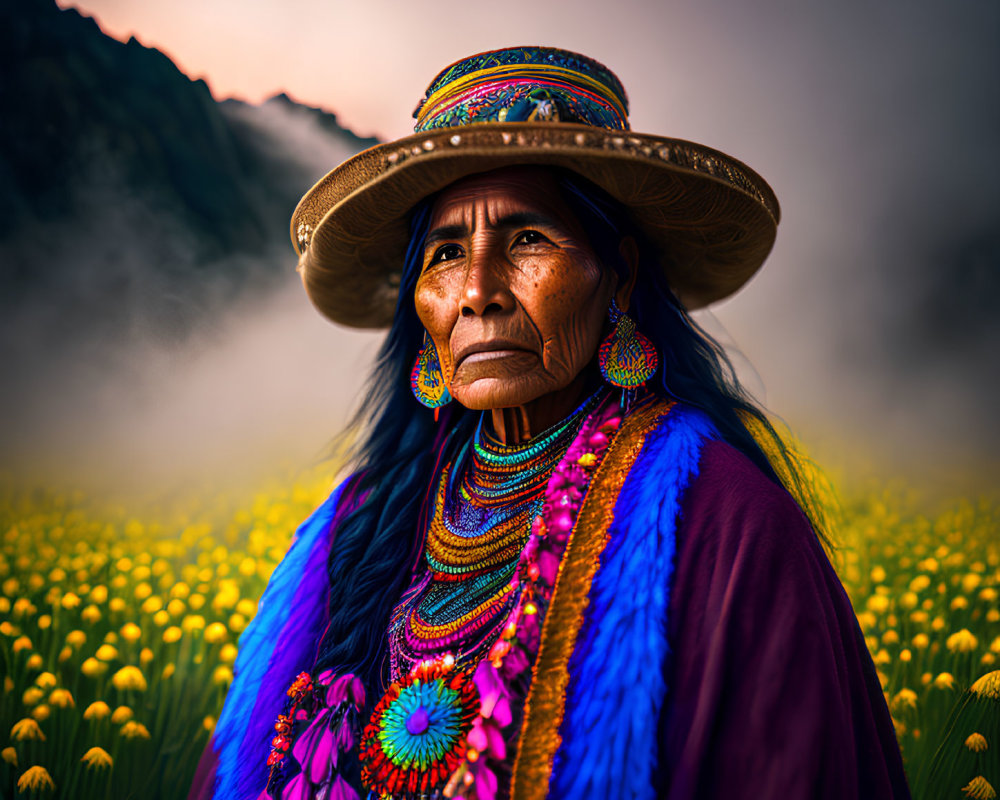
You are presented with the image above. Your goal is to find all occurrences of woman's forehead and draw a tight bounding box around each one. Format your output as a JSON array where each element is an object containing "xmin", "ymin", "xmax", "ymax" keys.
[{"xmin": 427, "ymin": 166, "xmax": 574, "ymax": 232}]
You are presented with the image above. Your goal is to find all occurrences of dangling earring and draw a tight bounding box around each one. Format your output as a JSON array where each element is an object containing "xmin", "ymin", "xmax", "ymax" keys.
[
  {"xmin": 410, "ymin": 332, "xmax": 452, "ymax": 414},
  {"xmin": 598, "ymin": 298, "xmax": 658, "ymax": 390}
]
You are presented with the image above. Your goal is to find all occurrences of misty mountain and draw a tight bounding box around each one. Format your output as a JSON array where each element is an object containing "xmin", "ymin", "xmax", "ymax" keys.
[{"xmin": 0, "ymin": 0, "xmax": 377, "ymax": 344}]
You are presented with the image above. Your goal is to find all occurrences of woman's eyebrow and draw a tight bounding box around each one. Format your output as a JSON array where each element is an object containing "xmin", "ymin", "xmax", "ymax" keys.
[{"xmin": 424, "ymin": 212, "xmax": 561, "ymax": 248}]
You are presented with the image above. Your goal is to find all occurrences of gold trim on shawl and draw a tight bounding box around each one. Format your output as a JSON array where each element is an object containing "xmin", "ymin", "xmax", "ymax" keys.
[{"xmin": 509, "ymin": 399, "xmax": 674, "ymax": 799}]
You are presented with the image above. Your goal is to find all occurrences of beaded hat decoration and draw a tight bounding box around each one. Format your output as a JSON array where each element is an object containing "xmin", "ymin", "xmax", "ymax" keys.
[{"xmin": 293, "ymin": 46, "xmax": 780, "ymax": 328}]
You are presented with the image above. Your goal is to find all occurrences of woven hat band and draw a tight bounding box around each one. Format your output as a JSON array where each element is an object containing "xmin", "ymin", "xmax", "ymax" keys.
[{"xmin": 413, "ymin": 51, "xmax": 629, "ymax": 133}]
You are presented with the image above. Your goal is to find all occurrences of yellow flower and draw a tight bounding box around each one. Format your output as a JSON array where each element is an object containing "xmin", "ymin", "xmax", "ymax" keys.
[
  {"xmin": 22, "ymin": 687, "xmax": 44, "ymax": 707},
  {"xmin": 61, "ymin": 592, "xmax": 81, "ymax": 610},
  {"xmin": 95, "ymin": 644, "xmax": 118, "ymax": 661},
  {"xmin": 110, "ymin": 705, "xmax": 133, "ymax": 724},
  {"xmin": 109, "ymin": 597, "xmax": 126, "ymax": 613},
  {"xmin": 990, "ymin": 636, "xmax": 1000, "ymax": 654},
  {"xmin": 120, "ymin": 720, "xmax": 151, "ymax": 739},
  {"xmin": 965, "ymin": 732, "xmax": 988, "ymax": 753},
  {"xmin": 899, "ymin": 648, "xmax": 912, "ymax": 662},
  {"xmin": 140, "ymin": 647, "xmax": 154, "ymax": 665},
  {"xmin": 213, "ymin": 665, "xmax": 234, "ymax": 686},
  {"xmin": 932, "ymin": 672, "xmax": 956, "ymax": 689},
  {"xmin": 90, "ymin": 585, "xmax": 108, "ymax": 604},
  {"xmin": 83, "ymin": 700, "xmax": 111, "ymax": 720},
  {"xmin": 238, "ymin": 558, "xmax": 256, "ymax": 577},
  {"xmin": 908, "ymin": 574, "xmax": 931, "ymax": 592},
  {"xmin": 898, "ymin": 592, "xmax": 918, "ymax": 610},
  {"xmin": 881, "ymin": 630, "xmax": 899, "ymax": 646},
  {"xmin": 931, "ymin": 616, "xmax": 946, "ymax": 631},
  {"xmin": 188, "ymin": 594, "xmax": 206, "ymax": 611},
  {"xmin": 947, "ymin": 629, "xmax": 979, "ymax": 653},
  {"xmin": 104, "ymin": 631, "xmax": 118, "ymax": 644},
  {"xmin": 32, "ymin": 703, "xmax": 51, "ymax": 721},
  {"xmin": 981, "ymin": 587, "xmax": 999, "ymax": 603},
  {"xmin": 162, "ymin": 626, "xmax": 182, "ymax": 644},
  {"xmin": 16, "ymin": 765, "xmax": 55, "ymax": 792},
  {"xmin": 152, "ymin": 609, "xmax": 170, "ymax": 626},
  {"xmin": 35, "ymin": 672, "xmax": 57, "ymax": 690},
  {"xmin": 13, "ymin": 635, "xmax": 32, "ymax": 653},
  {"xmin": 962, "ymin": 573, "xmax": 983, "ymax": 593},
  {"xmin": 141, "ymin": 596, "xmax": 163, "ymax": 614},
  {"xmin": 910, "ymin": 610, "xmax": 929, "ymax": 624},
  {"xmin": 971, "ymin": 670, "xmax": 1000, "ymax": 700},
  {"xmin": 134, "ymin": 583, "xmax": 153, "ymax": 601},
  {"xmin": 235, "ymin": 598, "xmax": 257, "ymax": 618},
  {"xmin": 81, "ymin": 746, "xmax": 113, "ymax": 770},
  {"xmin": 203, "ymin": 715, "xmax": 216, "ymax": 731},
  {"xmin": 962, "ymin": 776, "xmax": 997, "ymax": 800},
  {"xmin": 870, "ymin": 566, "xmax": 886, "ymax": 583},
  {"xmin": 229, "ymin": 613, "xmax": 247, "ymax": 634},
  {"xmin": 25, "ymin": 654, "xmax": 43, "ymax": 670},
  {"xmin": 162, "ymin": 663, "xmax": 176, "ymax": 680},
  {"xmin": 182, "ymin": 615, "xmax": 206, "ymax": 632},
  {"xmin": 120, "ymin": 623, "xmax": 142, "ymax": 643},
  {"xmin": 219, "ymin": 643, "xmax": 238, "ymax": 664},
  {"xmin": 891, "ymin": 688, "xmax": 917, "ymax": 710},
  {"xmin": 169, "ymin": 582, "xmax": 191, "ymax": 599},
  {"xmin": 13, "ymin": 598, "xmax": 37, "ymax": 617},
  {"xmin": 81, "ymin": 605, "xmax": 101, "ymax": 624},
  {"xmin": 49, "ymin": 689, "xmax": 74, "ymax": 708},
  {"xmin": 912, "ymin": 633, "xmax": 930, "ymax": 649},
  {"xmin": 1, "ymin": 746, "xmax": 16, "ymax": 766},
  {"xmin": 865, "ymin": 595, "xmax": 890, "ymax": 614},
  {"xmin": 204, "ymin": 622, "xmax": 227, "ymax": 644},
  {"xmin": 111, "ymin": 666, "xmax": 147, "ymax": 692},
  {"xmin": 37, "ymin": 614, "xmax": 52, "ymax": 630},
  {"xmin": 66, "ymin": 630, "xmax": 86, "ymax": 648},
  {"xmin": 0, "ymin": 621, "xmax": 17, "ymax": 636},
  {"xmin": 11, "ymin": 717, "xmax": 45, "ymax": 740},
  {"xmin": 951, "ymin": 596, "xmax": 969, "ymax": 611},
  {"xmin": 988, "ymin": 609, "xmax": 1000, "ymax": 624},
  {"xmin": 81, "ymin": 657, "xmax": 107, "ymax": 677}
]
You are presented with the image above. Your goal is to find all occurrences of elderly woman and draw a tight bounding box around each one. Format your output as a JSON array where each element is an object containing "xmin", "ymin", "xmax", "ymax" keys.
[{"xmin": 191, "ymin": 48, "xmax": 909, "ymax": 800}]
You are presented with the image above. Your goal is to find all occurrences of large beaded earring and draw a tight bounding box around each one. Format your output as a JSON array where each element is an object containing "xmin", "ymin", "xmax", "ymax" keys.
[
  {"xmin": 410, "ymin": 332, "xmax": 452, "ymax": 414},
  {"xmin": 597, "ymin": 298, "xmax": 658, "ymax": 391}
]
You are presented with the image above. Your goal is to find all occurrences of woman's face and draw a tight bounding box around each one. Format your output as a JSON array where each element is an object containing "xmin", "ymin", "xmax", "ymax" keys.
[{"xmin": 415, "ymin": 167, "xmax": 617, "ymax": 411}]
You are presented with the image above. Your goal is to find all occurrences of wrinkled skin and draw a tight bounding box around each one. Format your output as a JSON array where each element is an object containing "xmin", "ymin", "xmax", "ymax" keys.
[{"xmin": 415, "ymin": 167, "xmax": 636, "ymax": 444}]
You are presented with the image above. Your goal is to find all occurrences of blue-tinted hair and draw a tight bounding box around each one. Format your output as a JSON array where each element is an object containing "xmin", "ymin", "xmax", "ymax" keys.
[{"xmin": 312, "ymin": 168, "xmax": 822, "ymax": 695}]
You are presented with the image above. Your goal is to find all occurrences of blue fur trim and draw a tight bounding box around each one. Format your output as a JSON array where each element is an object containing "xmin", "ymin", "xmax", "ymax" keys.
[
  {"xmin": 213, "ymin": 481, "xmax": 347, "ymax": 800},
  {"xmin": 550, "ymin": 406, "xmax": 716, "ymax": 799}
]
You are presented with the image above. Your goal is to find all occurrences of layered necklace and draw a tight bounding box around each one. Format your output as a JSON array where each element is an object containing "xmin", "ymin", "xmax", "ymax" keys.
[{"xmin": 387, "ymin": 390, "xmax": 603, "ymax": 680}]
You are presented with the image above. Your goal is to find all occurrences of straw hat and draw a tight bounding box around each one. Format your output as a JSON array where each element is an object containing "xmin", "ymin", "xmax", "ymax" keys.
[{"xmin": 291, "ymin": 46, "xmax": 779, "ymax": 328}]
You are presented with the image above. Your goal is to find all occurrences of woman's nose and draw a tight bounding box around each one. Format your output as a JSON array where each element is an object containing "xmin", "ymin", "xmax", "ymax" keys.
[{"xmin": 460, "ymin": 249, "xmax": 515, "ymax": 317}]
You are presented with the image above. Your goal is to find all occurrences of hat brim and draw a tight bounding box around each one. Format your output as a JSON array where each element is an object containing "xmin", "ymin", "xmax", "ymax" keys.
[{"xmin": 292, "ymin": 122, "xmax": 779, "ymax": 328}]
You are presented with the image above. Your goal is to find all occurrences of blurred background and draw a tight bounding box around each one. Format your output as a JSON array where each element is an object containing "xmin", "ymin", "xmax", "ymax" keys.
[
  {"xmin": 2, "ymin": 2, "xmax": 999, "ymax": 797},
  {"xmin": 3, "ymin": 0, "xmax": 997, "ymax": 500}
]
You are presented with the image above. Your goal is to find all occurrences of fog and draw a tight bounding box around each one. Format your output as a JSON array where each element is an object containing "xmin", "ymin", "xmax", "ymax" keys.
[{"xmin": 10, "ymin": 0, "xmax": 1000, "ymax": 500}]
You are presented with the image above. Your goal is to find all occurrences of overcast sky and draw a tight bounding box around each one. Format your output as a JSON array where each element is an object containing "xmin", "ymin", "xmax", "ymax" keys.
[{"xmin": 51, "ymin": 0, "xmax": 1000, "ymax": 494}]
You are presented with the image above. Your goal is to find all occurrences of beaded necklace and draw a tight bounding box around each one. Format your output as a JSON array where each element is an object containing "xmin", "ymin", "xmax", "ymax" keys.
[{"xmin": 388, "ymin": 390, "xmax": 604, "ymax": 681}]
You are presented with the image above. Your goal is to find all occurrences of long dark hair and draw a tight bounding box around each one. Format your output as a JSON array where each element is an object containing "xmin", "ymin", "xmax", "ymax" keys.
[{"xmin": 312, "ymin": 168, "xmax": 823, "ymax": 694}]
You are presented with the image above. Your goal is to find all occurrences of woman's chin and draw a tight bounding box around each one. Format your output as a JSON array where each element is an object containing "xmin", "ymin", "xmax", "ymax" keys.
[{"xmin": 449, "ymin": 376, "xmax": 548, "ymax": 411}]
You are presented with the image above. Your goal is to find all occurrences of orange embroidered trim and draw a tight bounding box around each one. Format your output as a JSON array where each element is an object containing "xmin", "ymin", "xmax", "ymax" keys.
[{"xmin": 509, "ymin": 399, "xmax": 674, "ymax": 799}]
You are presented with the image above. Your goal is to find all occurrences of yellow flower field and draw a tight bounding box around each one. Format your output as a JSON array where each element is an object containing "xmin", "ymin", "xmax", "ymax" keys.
[{"xmin": 0, "ymin": 469, "xmax": 997, "ymax": 799}]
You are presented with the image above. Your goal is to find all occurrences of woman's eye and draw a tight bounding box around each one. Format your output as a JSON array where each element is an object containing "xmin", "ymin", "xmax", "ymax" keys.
[
  {"xmin": 513, "ymin": 230, "xmax": 547, "ymax": 247},
  {"xmin": 429, "ymin": 244, "xmax": 463, "ymax": 264}
]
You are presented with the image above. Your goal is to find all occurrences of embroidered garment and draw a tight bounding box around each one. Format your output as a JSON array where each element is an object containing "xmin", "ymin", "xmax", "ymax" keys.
[{"xmin": 192, "ymin": 403, "xmax": 910, "ymax": 800}]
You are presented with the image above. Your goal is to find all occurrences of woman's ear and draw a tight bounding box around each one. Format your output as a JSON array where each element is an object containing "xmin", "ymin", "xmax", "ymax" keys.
[{"xmin": 615, "ymin": 236, "xmax": 640, "ymax": 312}]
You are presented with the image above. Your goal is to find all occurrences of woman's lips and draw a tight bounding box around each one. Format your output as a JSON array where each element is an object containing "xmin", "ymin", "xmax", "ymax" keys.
[{"xmin": 460, "ymin": 348, "xmax": 527, "ymax": 365}]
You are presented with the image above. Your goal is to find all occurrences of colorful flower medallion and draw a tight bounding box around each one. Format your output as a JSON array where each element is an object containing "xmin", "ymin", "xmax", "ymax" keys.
[{"xmin": 360, "ymin": 659, "xmax": 479, "ymax": 798}]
